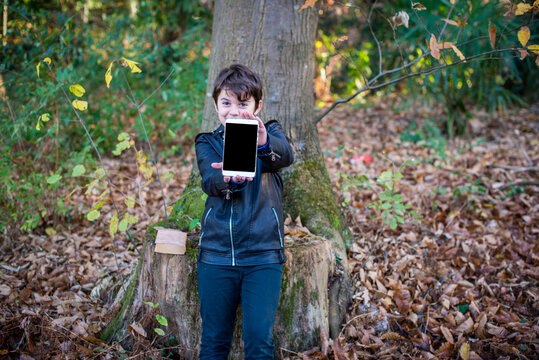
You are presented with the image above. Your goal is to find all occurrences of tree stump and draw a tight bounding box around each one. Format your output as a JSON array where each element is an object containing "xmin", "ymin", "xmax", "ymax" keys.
[{"xmin": 104, "ymin": 228, "xmax": 341, "ymax": 359}]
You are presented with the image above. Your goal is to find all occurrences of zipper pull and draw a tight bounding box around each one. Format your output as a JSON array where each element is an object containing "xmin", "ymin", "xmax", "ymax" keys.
[
  {"xmin": 224, "ymin": 189, "xmax": 231, "ymax": 200},
  {"xmin": 269, "ymin": 150, "xmax": 281, "ymax": 161}
]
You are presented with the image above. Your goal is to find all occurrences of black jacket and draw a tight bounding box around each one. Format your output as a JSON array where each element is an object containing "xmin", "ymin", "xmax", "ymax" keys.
[{"xmin": 195, "ymin": 120, "xmax": 294, "ymax": 266}]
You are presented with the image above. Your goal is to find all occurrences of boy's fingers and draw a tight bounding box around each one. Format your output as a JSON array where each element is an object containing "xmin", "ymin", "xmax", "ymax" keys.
[
  {"xmin": 211, "ymin": 162, "xmax": 223, "ymax": 169},
  {"xmin": 224, "ymin": 176, "xmax": 230, "ymax": 183}
]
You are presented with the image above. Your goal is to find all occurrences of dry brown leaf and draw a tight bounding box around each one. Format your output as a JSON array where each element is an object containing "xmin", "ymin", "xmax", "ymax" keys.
[
  {"xmin": 430, "ymin": 34, "xmax": 440, "ymax": 59},
  {"xmin": 440, "ymin": 325, "xmax": 455, "ymax": 344}
]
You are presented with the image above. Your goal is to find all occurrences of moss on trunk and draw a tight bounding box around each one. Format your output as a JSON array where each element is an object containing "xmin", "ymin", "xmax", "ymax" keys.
[{"xmin": 284, "ymin": 157, "xmax": 351, "ymax": 247}]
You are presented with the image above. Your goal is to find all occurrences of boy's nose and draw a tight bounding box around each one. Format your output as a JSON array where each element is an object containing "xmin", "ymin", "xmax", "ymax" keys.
[{"xmin": 229, "ymin": 105, "xmax": 239, "ymax": 116}]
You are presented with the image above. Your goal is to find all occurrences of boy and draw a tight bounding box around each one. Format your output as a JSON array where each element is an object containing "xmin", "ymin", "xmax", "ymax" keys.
[{"xmin": 195, "ymin": 64, "xmax": 294, "ymax": 359}]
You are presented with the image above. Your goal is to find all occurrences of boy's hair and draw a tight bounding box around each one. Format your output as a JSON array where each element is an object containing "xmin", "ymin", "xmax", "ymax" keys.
[{"xmin": 212, "ymin": 64, "xmax": 263, "ymax": 110}]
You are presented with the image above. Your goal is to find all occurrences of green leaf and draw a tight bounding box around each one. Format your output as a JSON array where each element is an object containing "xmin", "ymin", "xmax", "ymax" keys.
[
  {"xmin": 119, "ymin": 218, "xmax": 128, "ymax": 232},
  {"xmin": 390, "ymin": 217, "xmax": 398, "ymax": 229},
  {"xmin": 168, "ymin": 129, "xmax": 176, "ymax": 137},
  {"xmin": 156, "ymin": 314, "xmax": 168, "ymax": 327},
  {"xmin": 163, "ymin": 172, "xmax": 174, "ymax": 180},
  {"xmin": 127, "ymin": 214, "xmax": 139, "ymax": 225},
  {"xmin": 397, "ymin": 216, "xmax": 405, "ymax": 224},
  {"xmin": 47, "ymin": 174, "xmax": 62, "ymax": 184},
  {"xmin": 72, "ymin": 164, "xmax": 86, "ymax": 177},
  {"xmin": 154, "ymin": 328, "xmax": 165, "ymax": 336},
  {"xmin": 189, "ymin": 218, "xmax": 199, "ymax": 231},
  {"xmin": 87, "ymin": 209, "xmax": 100, "ymax": 221},
  {"xmin": 457, "ymin": 304, "xmax": 469, "ymax": 314},
  {"xmin": 381, "ymin": 202, "xmax": 392, "ymax": 210},
  {"xmin": 85, "ymin": 179, "xmax": 99, "ymax": 195},
  {"xmin": 144, "ymin": 301, "xmax": 159, "ymax": 308},
  {"xmin": 118, "ymin": 132, "xmax": 130, "ymax": 141},
  {"xmin": 91, "ymin": 199, "xmax": 107, "ymax": 211}
]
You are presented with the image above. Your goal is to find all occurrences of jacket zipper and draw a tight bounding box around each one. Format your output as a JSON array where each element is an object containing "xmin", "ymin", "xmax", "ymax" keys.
[
  {"xmin": 269, "ymin": 150, "xmax": 281, "ymax": 162},
  {"xmin": 272, "ymin": 207, "xmax": 284, "ymax": 248},
  {"xmin": 230, "ymin": 199, "xmax": 236, "ymax": 266},
  {"xmin": 199, "ymin": 208, "xmax": 212, "ymax": 246}
]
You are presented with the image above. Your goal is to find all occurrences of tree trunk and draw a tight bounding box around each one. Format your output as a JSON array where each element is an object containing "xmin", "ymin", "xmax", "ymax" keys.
[{"xmin": 100, "ymin": 0, "xmax": 353, "ymax": 357}]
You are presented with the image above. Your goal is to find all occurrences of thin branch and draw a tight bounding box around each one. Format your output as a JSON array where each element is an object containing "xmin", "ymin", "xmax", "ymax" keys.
[
  {"xmin": 498, "ymin": 181, "xmax": 539, "ymax": 190},
  {"xmin": 139, "ymin": 68, "xmax": 175, "ymax": 108},
  {"xmin": 121, "ymin": 69, "xmax": 170, "ymax": 218},
  {"xmin": 45, "ymin": 63, "xmax": 121, "ymax": 218},
  {"xmin": 486, "ymin": 163, "xmax": 539, "ymax": 172},
  {"xmin": 368, "ymin": 0, "xmax": 383, "ymax": 75},
  {"xmin": 314, "ymin": 46, "xmax": 522, "ymax": 123}
]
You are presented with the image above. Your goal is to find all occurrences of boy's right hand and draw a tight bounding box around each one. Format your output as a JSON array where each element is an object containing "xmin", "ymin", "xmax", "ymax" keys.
[{"xmin": 211, "ymin": 162, "xmax": 254, "ymax": 183}]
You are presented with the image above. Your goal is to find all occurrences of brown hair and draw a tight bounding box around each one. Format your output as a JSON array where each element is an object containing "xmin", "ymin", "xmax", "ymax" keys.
[{"xmin": 212, "ymin": 64, "xmax": 263, "ymax": 110}]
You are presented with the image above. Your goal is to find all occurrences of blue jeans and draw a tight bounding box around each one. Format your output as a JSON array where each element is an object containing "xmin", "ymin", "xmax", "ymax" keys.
[{"xmin": 197, "ymin": 261, "xmax": 283, "ymax": 360}]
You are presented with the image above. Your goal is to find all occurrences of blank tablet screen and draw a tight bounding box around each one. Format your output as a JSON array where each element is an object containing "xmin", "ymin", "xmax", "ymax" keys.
[{"xmin": 223, "ymin": 122, "xmax": 258, "ymax": 172}]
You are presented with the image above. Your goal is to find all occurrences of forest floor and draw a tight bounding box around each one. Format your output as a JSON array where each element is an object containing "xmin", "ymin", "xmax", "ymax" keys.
[{"xmin": 1, "ymin": 101, "xmax": 538, "ymax": 359}]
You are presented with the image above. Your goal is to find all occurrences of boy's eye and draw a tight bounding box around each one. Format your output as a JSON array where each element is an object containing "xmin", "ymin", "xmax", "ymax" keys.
[
  {"xmin": 240, "ymin": 103, "xmax": 248, "ymax": 107},
  {"xmin": 222, "ymin": 101, "xmax": 230, "ymax": 106}
]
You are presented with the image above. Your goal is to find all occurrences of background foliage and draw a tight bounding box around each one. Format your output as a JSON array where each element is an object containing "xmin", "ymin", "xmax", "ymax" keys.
[{"xmin": 0, "ymin": 0, "xmax": 536, "ymax": 236}]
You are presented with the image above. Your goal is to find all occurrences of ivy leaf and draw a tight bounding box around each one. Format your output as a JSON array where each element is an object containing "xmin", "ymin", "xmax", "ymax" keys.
[
  {"xmin": 87, "ymin": 209, "xmax": 100, "ymax": 221},
  {"xmin": 72, "ymin": 100, "xmax": 88, "ymax": 111},
  {"xmin": 110, "ymin": 212, "xmax": 119, "ymax": 239},
  {"xmin": 155, "ymin": 314, "xmax": 168, "ymax": 327},
  {"xmin": 518, "ymin": 26, "xmax": 530, "ymax": 47},
  {"xmin": 105, "ymin": 61, "xmax": 114, "ymax": 88},
  {"xmin": 154, "ymin": 328, "xmax": 165, "ymax": 336},
  {"xmin": 72, "ymin": 164, "xmax": 86, "ymax": 177},
  {"xmin": 69, "ymin": 84, "xmax": 86, "ymax": 97},
  {"xmin": 47, "ymin": 174, "xmax": 62, "ymax": 184}
]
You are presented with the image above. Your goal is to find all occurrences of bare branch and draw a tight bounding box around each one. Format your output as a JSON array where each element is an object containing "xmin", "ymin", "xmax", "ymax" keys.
[
  {"xmin": 120, "ymin": 69, "xmax": 171, "ymax": 218},
  {"xmin": 368, "ymin": 0, "xmax": 383, "ymax": 75},
  {"xmin": 314, "ymin": 47, "xmax": 521, "ymax": 124}
]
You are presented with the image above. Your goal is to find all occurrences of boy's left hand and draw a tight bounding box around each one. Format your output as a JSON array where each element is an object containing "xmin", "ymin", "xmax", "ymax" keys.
[
  {"xmin": 239, "ymin": 110, "xmax": 266, "ymax": 147},
  {"xmin": 210, "ymin": 162, "xmax": 254, "ymax": 183}
]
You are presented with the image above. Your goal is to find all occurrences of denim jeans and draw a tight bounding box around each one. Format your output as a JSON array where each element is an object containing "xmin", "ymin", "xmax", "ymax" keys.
[{"xmin": 197, "ymin": 261, "xmax": 283, "ymax": 360}]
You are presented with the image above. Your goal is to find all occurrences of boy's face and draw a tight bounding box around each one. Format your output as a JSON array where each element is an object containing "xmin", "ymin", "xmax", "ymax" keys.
[{"xmin": 214, "ymin": 89, "xmax": 262, "ymax": 126}]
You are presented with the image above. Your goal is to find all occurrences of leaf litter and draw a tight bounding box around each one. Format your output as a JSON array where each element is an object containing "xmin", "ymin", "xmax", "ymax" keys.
[{"xmin": 1, "ymin": 99, "xmax": 538, "ymax": 359}]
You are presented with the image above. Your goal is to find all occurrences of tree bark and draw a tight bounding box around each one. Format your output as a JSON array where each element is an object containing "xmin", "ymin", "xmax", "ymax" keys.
[{"xmin": 100, "ymin": 0, "xmax": 353, "ymax": 357}]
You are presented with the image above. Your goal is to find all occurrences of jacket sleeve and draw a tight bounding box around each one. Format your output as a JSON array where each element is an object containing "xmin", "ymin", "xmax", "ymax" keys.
[
  {"xmin": 195, "ymin": 134, "xmax": 247, "ymax": 197},
  {"xmin": 258, "ymin": 121, "xmax": 294, "ymax": 172}
]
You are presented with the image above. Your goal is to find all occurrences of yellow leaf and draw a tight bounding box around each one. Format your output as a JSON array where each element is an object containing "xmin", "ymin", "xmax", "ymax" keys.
[
  {"xmin": 45, "ymin": 227, "xmax": 57, "ymax": 236},
  {"xmin": 43, "ymin": 57, "xmax": 51, "ymax": 65},
  {"xmin": 105, "ymin": 62, "xmax": 114, "ymax": 88},
  {"xmin": 125, "ymin": 197, "xmax": 135, "ymax": 208},
  {"xmin": 518, "ymin": 26, "xmax": 530, "ymax": 47},
  {"xmin": 450, "ymin": 43, "xmax": 466, "ymax": 62},
  {"xmin": 110, "ymin": 212, "xmax": 119, "ymax": 239},
  {"xmin": 535, "ymin": 0, "xmax": 539, "ymax": 7},
  {"xmin": 36, "ymin": 62, "xmax": 41, "ymax": 78},
  {"xmin": 298, "ymin": 0, "xmax": 318, "ymax": 13},
  {"xmin": 528, "ymin": 44, "xmax": 539, "ymax": 54},
  {"xmin": 489, "ymin": 23, "xmax": 497, "ymax": 49},
  {"xmin": 515, "ymin": 3, "xmax": 532, "ymax": 15},
  {"xmin": 39, "ymin": 113, "xmax": 51, "ymax": 122},
  {"xmin": 36, "ymin": 119, "xmax": 41, "ymax": 131},
  {"xmin": 459, "ymin": 342, "xmax": 470, "ymax": 360},
  {"xmin": 69, "ymin": 84, "xmax": 86, "ymax": 97},
  {"xmin": 72, "ymin": 99, "xmax": 88, "ymax": 111},
  {"xmin": 430, "ymin": 34, "xmax": 440, "ymax": 59},
  {"xmin": 121, "ymin": 57, "xmax": 142, "ymax": 73},
  {"xmin": 439, "ymin": 41, "xmax": 455, "ymax": 49}
]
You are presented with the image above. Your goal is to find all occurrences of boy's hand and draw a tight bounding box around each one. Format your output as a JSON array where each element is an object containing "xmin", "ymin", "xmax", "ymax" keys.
[
  {"xmin": 239, "ymin": 110, "xmax": 267, "ymax": 147},
  {"xmin": 211, "ymin": 162, "xmax": 254, "ymax": 183}
]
